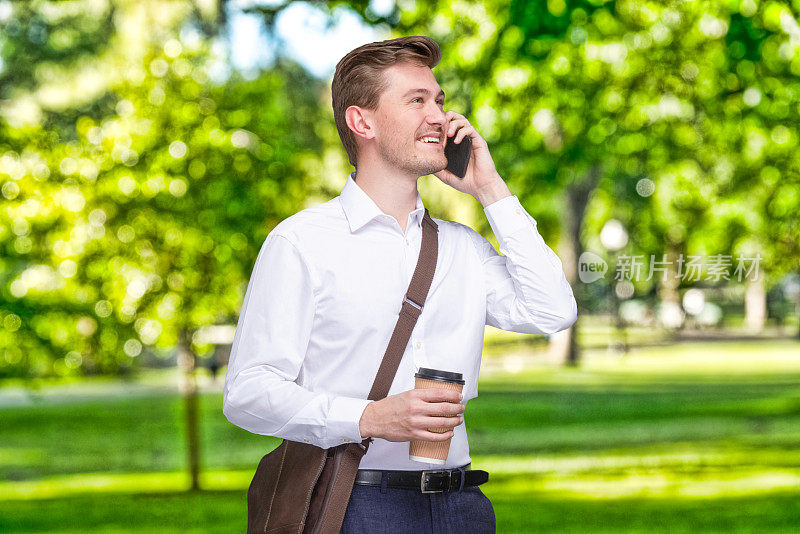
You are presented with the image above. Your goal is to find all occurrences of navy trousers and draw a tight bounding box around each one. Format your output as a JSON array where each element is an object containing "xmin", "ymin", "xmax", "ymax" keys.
[{"xmin": 341, "ymin": 475, "xmax": 496, "ymax": 533}]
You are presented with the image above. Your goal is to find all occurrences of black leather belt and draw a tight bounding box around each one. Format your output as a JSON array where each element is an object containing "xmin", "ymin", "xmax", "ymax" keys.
[{"xmin": 354, "ymin": 465, "xmax": 489, "ymax": 493}]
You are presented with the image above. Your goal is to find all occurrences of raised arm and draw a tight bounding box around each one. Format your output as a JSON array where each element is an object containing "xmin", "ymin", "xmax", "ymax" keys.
[{"xmin": 467, "ymin": 195, "xmax": 577, "ymax": 335}]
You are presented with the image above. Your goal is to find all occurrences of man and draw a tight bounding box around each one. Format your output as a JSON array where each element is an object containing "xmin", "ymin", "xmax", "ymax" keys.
[{"xmin": 223, "ymin": 35, "xmax": 577, "ymax": 533}]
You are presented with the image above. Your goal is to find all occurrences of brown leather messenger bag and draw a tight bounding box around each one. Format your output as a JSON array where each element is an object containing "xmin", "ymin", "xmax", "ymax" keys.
[{"xmin": 246, "ymin": 208, "xmax": 440, "ymax": 534}]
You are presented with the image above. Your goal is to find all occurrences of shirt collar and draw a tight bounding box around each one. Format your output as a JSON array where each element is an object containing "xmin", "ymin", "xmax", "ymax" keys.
[{"xmin": 340, "ymin": 172, "xmax": 425, "ymax": 233}]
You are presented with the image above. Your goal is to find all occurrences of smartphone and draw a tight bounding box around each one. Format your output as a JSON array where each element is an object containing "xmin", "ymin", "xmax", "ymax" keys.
[{"xmin": 444, "ymin": 134, "xmax": 472, "ymax": 178}]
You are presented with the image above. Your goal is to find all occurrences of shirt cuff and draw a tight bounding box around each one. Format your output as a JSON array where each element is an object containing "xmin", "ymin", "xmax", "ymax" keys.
[
  {"xmin": 483, "ymin": 194, "xmax": 537, "ymax": 239},
  {"xmin": 327, "ymin": 396, "xmax": 374, "ymax": 444}
]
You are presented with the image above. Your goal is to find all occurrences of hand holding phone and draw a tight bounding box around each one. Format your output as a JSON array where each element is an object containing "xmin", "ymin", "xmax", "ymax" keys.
[{"xmin": 443, "ymin": 134, "xmax": 472, "ymax": 178}]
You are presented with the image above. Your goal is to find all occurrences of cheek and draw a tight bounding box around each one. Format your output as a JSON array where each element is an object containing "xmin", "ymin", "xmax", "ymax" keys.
[
  {"xmin": 378, "ymin": 113, "xmax": 420, "ymax": 142},
  {"xmin": 379, "ymin": 115, "xmax": 409, "ymax": 136}
]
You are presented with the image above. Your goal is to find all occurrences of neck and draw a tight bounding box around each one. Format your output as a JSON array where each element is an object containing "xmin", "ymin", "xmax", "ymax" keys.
[{"xmin": 353, "ymin": 163, "xmax": 420, "ymax": 233}]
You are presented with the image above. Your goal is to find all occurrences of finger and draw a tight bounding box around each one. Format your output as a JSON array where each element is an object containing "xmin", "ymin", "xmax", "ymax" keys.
[
  {"xmin": 421, "ymin": 398, "xmax": 462, "ymax": 414},
  {"xmin": 417, "ymin": 388, "xmax": 462, "ymax": 403},
  {"xmin": 416, "ymin": 429, "xmax": 455, "ymax": 442},
  {"xmin": 446, "ymin": 116, "xmax": 467, "ymax": 132},
  {"xmin": 445, "ymin": 110, "xmax": 461, "ymax": 122},
  {"xmin": 421, "ymin": 416, "xmax": 463, "ymax": 429},
  {"xmin": 446, "ymin": 110, "xmax": 465, "ymax": 121},
  {"xmin": 416, "ymin": 387, "xmax": 459, "ymax": 401},
  {"xmin": 446, "ymin": 118, "xmax": 468, "ymax": 138},
  {"xmin": 455, "ymin": 126, "xmax": 476, "ymax": 144},
  {"xmin": 420, "ymin": 400, "xmax": 463, "ymax": 417}
]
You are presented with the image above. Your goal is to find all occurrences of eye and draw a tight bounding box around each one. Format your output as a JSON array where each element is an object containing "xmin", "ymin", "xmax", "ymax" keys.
[{"xmin": 412, "ymin": 97, "xmax": 423, "ymax": 103}]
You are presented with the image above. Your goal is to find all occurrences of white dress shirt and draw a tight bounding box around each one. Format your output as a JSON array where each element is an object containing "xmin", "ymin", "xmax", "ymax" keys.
[{"xmin": 223, "ymin": 172, "xmax": 577, "ymax": 470}]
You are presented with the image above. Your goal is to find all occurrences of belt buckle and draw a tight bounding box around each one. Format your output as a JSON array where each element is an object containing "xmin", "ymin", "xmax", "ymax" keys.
[{"xmin": 420, "ymin": 469, "xmax": 451, "ymax": 494}]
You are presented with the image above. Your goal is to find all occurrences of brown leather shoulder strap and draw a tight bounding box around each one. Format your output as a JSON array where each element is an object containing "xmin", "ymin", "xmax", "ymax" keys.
[{"xmin": 359, "ymin": 208, "xmax": 438, "ymax": 448}]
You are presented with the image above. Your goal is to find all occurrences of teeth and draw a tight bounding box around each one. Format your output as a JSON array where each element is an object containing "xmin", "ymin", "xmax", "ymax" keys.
[{"xmin": 420, "ymin": 136, "xmax": 439, "ymax": 143}]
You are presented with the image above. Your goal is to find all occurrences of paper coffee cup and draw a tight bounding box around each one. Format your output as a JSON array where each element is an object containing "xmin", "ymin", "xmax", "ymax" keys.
[{"xmin": 409, "ymin": 367, "xmax": 465, "ymax": 464}]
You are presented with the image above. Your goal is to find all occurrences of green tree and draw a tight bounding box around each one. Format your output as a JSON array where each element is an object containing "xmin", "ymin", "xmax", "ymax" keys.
[
  {"xmin": 367, "ymin": 0, "xmax": 800, "ymax": 362},
  {"xmin": 0, "ymin": 0, "xmax": 328, "ymax": 489}
]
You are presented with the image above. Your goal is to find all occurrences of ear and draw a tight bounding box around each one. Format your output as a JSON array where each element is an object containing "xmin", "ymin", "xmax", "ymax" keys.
[{"xmin": 345, "ymin": 105, "xmax": 376, "ymax": 141}]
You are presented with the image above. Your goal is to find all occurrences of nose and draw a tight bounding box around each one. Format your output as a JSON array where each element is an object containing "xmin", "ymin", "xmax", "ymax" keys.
[{"xmin": 425, "ymin": 101, "xmax": 446, "ymax": 126}]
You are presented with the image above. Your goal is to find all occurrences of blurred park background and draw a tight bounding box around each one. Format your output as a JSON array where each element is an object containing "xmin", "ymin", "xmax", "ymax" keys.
[{"xmin": 1, "ymin": 0, "xmax": 799, "ymax": 532}]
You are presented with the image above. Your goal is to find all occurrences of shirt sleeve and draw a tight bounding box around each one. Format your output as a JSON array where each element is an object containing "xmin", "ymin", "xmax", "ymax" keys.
[
  {"xmin": 466, "ymin": 194, "xmax": 577, "ymax": 335},
  {"xmin": 222, "ymin": 233, "xmax": 373, "ymax": 449}
]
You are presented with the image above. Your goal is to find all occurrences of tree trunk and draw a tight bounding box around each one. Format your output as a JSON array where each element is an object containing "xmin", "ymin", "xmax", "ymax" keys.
[
  {"xmin": 654, "ymin": 243, "xmax": 683, "ymax": 332},
  {"xmin": 553, "ymin": 165, "xmax": 601, "ymax": 366},
  {"xmin": 744, "ymin": 275, "xmax": 767, "ymax": 333},
  {"xmin": 659, "ymin": 246, "xmax": 681, "ymax": 308},
  {"xmin": 178, "ymin": 328, "xmax": 201, "ymax": 491}
]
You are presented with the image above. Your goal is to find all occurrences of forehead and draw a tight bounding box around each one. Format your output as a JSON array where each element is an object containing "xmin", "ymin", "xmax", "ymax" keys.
[{"xmin": 382, "ymin": 62, "xmax": 442, "ymax": 97}]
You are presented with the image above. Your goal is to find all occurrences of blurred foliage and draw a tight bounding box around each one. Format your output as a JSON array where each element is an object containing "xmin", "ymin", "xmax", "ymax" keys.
[
  {"xmin": 388, "ymin": 0, "xmax": 799, "ymax": 276},
  {"xmin": 382, "ymin": 0, "xmax": 800, "ymax": 359},
  {"xmin": 0, "ymin": 0, "xmax": 326, "ymax": 379}
]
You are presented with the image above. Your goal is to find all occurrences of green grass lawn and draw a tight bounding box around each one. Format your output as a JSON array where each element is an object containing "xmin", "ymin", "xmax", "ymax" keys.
[{"xmin": 1, "ymin": 340, "xmax": 799, "ymax": 533}]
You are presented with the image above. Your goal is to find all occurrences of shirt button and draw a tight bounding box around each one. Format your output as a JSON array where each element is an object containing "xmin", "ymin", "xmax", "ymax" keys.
[
  {"xmin": 303, "ymin": 439, "xmax": 309, "ymax": 443},
  {"xmin": 515, "ymin": 208, "xmax": 522, "ymax": 215},
  {"xmin": 414, "ymin": 341, "xmax": 422, "ymax": 350},
  {"xmin": 343, "ymin": 438, "xmax": 351, "ymax": 442},
  {"xmin": 405, "ymin": 238, "xmax": 410, "ymax": 245}
]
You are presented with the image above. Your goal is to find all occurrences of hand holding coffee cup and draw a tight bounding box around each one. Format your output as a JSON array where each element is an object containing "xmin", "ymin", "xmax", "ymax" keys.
[
  {"xmin": 409, "ymin": 368, "xmax": 465, "ymax": 464},
  {"xmin": 357, "ymin": 386, "xmax": 464, "ymax": 443}
]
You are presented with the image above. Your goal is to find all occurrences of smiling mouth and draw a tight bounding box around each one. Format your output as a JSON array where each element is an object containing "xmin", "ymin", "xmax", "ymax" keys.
[
  {"xmin": 417, "ymin": 136, "xmax": 442, "ymax": 147},
  {"xmin": 418, "ymin": 141, "xmax": 442, "ymax": 148}
]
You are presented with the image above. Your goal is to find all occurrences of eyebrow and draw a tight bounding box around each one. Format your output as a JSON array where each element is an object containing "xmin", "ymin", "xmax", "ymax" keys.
[{"xmin": 402, "ymin": 88, "xmax": 446, "ymax": 100}]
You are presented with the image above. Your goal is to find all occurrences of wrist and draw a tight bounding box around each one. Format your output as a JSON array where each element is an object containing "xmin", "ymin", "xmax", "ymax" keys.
[
  {"xmin": 474, "ymin": 175, "xmax": 512, "ymax": 207},
  {"xmin": 358, "ymin": 401, "xmax": 375, "ymax": 438}
]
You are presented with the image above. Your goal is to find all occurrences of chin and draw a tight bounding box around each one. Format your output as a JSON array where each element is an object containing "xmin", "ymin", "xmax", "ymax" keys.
[
  {"xmin": 427, "ymin": 165, "xmax": 447, "ymax": 176},
  {"xmin": 414, "ymin": 158, "xmax": 447, "ymax": 176},
  {"xmin": 418, "ymin": 151, "xmax": 447, "ymax": 168},
  {"xmin": 387, "ymin": 146, "xmax": 446, "ymax": 175},
  {"xmin": 431, "ymin": 158, "xmax": 448, "ymax": 173}
]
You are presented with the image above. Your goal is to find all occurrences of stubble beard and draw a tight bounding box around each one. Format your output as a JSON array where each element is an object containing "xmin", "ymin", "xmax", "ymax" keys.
[{"xmin": 377, "ymin": 134, "xmax": 447, "ymax": 177}]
